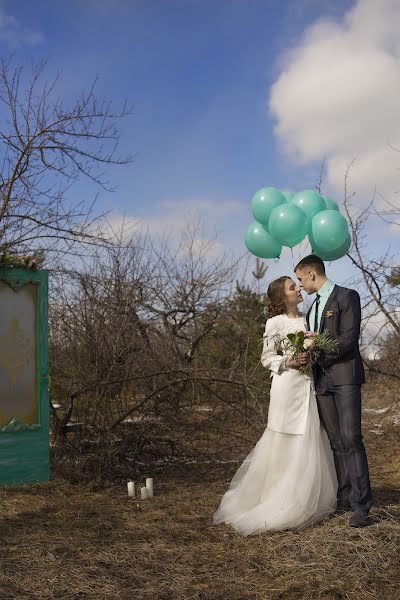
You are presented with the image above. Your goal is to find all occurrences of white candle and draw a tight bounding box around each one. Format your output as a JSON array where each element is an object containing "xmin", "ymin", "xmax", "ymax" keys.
[
  {"xmin": 145, "ymin": 477, "xmax": 154, "ymax": 497},
  {"xmin": 141, "ymin": 486, "xmax": 150, "ymax": 499},
  {"xmin": 127, "ymin": 481, "xmax": 135, "ymax": 498}
]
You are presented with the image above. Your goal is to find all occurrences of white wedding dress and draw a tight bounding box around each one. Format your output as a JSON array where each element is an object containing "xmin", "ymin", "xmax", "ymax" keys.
[{"xmin": 213, "ymin": 314, "xmax": 337, "ymax": 535}]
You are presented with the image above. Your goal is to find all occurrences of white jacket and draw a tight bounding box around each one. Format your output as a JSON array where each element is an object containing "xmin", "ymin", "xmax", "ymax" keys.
[{"xmin": 261, "ymin": 314, "xmax": 312, "ymax": 435}]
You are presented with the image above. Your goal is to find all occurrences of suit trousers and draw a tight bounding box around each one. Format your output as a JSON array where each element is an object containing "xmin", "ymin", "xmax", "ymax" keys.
[{"xmin": 316, "ymin": 384, "xmax": 373, "ymax": 513}]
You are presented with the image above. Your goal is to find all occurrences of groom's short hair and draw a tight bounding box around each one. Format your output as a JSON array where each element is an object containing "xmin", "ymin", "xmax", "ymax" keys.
[{"xmin": 294, "ymin": 255, "xmax": 325, "ymax": 275}]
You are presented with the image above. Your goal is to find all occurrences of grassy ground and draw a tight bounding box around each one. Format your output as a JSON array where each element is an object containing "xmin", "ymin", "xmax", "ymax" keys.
[{"xmin": 0, "ymin": 382, "xmax": 399, "ymax": 600}]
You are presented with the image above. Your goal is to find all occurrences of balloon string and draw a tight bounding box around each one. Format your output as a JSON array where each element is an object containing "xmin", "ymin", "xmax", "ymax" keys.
[{"xmin": 290, "ymin": 247, "xmax": 294, "ymax": 270}]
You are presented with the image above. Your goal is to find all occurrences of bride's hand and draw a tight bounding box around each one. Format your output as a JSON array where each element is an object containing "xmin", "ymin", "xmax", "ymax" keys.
[{"xmin": 286, "ymin": 353, "xmax": 309, "ymax": 369}]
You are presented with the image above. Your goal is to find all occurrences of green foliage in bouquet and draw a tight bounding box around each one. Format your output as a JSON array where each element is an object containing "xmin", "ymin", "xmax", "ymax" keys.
[
  {"xmin": 287, "ymin": 331, "xmax": 307, "ymax": 351},
  {"xmin": 285, "ymin": 330, "xmax": 339, "ymax": 373}
]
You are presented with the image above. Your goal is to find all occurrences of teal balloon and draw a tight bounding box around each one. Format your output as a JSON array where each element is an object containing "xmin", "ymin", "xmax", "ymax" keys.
[
  {"xmin": 284, "ymin": 191, "xmax": 295, "ymax": 201},
  {"xmin": 323, "ymin": 196, "xmax": 340, "ymax": 211},
  {"xmin": 251, "ymin": 187, "xmax": 286, "ymax": 226},
  {"xmin": 290, "ymin": 190, "xmax": 326, "ymax": 222},
  {"xmin": 308, "ymin": 229, "xmax": 318, "ymax": 251},
  {"xmin": 311, "ymin": 210, "xmax": 349, "ymax": 251},
  {"xmin": 244, "ymin": 222, "xmax": 282, "ymax": 259},
  {"xmin": 311, "ymin": 233, "xmax": 351, "ymax": 261},
  {"xmin": 269, "ymin": 204, "xmax": 308, "ymax": 247}
]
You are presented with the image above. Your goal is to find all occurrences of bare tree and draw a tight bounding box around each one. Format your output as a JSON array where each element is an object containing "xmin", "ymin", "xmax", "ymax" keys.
[
  {"xmin": 311, "ymin": 157, "xmax": 399, "ymax": 380},
  {"xmin": 252, "ymin": 257, "xmax": 268, "ymax": 295},
  {"xmin": 141, "ymin": 221, "xmax": 237, "ymax": 364},
  {"xmin": 49, "ymin": 223, "xmax": 270, "ymax": 480},
  {"xmin": 0, "ymin": 57, "xmax": 132, "ymax": 260},
  {"xmin": 339, "ymin": 161, "xmax": 400, "ymax": 377}
]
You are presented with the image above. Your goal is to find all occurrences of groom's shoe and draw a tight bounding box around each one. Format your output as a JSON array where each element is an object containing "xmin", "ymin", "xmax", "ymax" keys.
[
  {"xmin": 336, "ymin": 502, "xmax": 351, "ymax": 514},
  {"xmin": 349, "ymin": 511, "xmax": 369, "ymax": 528}
]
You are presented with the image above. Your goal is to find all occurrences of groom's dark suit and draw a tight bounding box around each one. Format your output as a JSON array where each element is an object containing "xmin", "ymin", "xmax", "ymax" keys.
[{"xmin": 307, "ymin": 285, "xmax": 372, "ymax": 514}]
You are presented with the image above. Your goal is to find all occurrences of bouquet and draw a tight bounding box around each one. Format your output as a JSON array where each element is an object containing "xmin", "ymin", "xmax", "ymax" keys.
[{"xmin": 284, "ymin": 330, "xmax": 339, "ymax": 373}]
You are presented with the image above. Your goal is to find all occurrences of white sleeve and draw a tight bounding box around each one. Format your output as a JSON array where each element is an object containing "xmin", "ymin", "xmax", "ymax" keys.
[{"xmin": 260, "ymin": 319, "xmax": 287, "ymax": 374}]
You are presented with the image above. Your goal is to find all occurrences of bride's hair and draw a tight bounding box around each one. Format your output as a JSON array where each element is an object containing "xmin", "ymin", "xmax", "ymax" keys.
[{"xmin": 266, "ymin": 276, "xmax": 291, "ymax": 318}]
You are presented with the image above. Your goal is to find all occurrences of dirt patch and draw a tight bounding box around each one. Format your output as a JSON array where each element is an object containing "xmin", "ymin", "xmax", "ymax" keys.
[{"xmin": 0, "ymin": 383, "xmax": 399, "ymax": 600}]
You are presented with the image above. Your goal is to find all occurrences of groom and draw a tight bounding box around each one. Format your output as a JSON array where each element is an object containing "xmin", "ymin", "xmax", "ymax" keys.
[{"xmin": 294, "ymin": 255, "xmax": 372, "ymax": 528}]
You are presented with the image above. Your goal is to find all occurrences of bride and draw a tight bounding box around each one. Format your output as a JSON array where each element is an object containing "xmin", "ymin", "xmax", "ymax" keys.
[{"xmin": 213, "ymin": 276, "xmax": 337, "ymax": 534}]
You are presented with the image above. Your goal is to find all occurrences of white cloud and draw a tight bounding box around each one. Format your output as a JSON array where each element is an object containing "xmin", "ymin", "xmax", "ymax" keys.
[
  {"xmin": 138, "ymin": 196, "xmax": 244, "ymax": 240},
  {"xmin": 269, "ymin": 0, "xmax": 400, "ymax": 206},
  {"xmin": 360, "ymin": 306, "xmax": 400, "ymax": 359},
  {"xmin": 0, "ymin": 4, "xmax": 44, "ymax": 47},
  {"xmin": 139, "ymin": 204, "xmax": 227, "ymax": 259},
  {"xmin": 161, "ymin": 199, "xmax": 245, "ymax": 217},
  {"xmin": 100, "ymin": 198, "xmax": 236, "ymax": 259},
  {"xmin": 98, "ymin": 212, "xmax": 140, "ymax": 240}
]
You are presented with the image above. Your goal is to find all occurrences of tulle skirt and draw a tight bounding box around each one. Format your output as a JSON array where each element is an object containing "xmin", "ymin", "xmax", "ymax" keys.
[{"xmin": 213, "ymin": 394, "xmax": 337, "ymax": 535}]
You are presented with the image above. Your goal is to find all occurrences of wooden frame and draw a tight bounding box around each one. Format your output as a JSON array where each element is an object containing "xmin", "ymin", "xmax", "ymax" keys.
[{"xmin": 0, "ymin": 268, "xmax": 49, "ymax": 486}]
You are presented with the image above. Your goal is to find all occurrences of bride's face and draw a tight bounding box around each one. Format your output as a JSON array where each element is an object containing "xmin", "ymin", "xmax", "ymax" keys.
[{"xmin": 284, "ymin": 278, "xmax": 303, "ymax": 307}]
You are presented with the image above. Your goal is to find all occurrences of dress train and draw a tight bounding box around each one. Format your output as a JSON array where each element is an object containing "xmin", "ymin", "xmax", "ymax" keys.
[{"xmin": 213, "ymin": 393, "xmax": 337, "ymax": 535}]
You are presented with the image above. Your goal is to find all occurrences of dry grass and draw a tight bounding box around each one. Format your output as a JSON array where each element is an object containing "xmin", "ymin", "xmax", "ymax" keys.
[{"xmin": 0, "ymin": 381, "xmax": 399, "ymax": 600}]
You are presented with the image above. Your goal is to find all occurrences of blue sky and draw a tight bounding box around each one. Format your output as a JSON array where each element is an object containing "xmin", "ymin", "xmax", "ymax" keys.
[{"xmin": 1, "ymin": 0, "xmax": 398, "ymax": 287}]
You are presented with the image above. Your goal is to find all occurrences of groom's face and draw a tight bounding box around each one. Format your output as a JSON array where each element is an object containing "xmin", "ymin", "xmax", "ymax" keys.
[{"xmin": 295, "ymin": 268, "xmax": 317, "ymax": 295}]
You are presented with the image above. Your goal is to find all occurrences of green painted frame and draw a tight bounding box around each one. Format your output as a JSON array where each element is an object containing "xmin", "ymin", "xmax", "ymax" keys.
[{"xmin": 0, "ymin": 268, "xmax": 49, "ymax": 486}]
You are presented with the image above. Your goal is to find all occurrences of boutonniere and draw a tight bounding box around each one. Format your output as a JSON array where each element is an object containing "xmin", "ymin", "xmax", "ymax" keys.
[{"xmin": 325, "ymin": 310, "xmax": 335, "ymax": 318}]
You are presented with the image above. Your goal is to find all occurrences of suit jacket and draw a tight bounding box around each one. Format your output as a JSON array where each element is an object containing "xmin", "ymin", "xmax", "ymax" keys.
[{"xmin": 306, "ymin": 285, "xmax": 365, "ymax": 393}]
